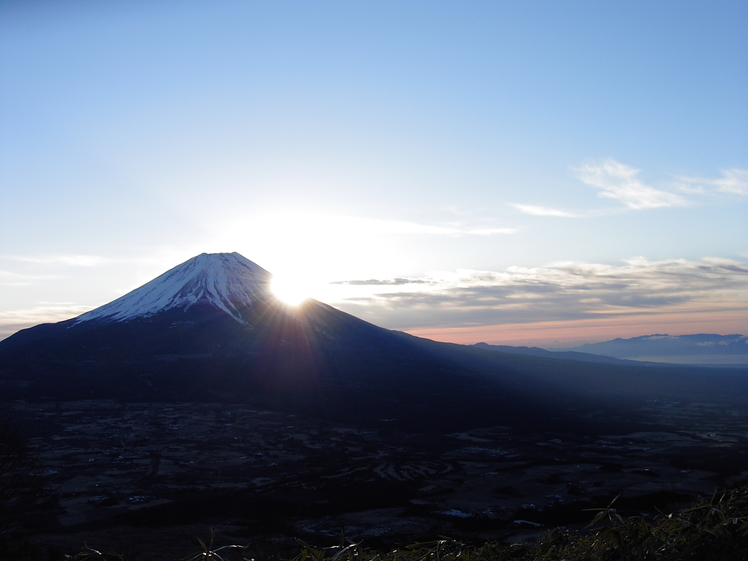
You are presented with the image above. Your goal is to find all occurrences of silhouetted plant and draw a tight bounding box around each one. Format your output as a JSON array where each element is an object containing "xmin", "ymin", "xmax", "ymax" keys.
[
  {"xmin": 64, "ymin": 546, "xmax": 124, "ymax": 561},
  {"xmin": 182, "ymin": 529, "xmax": 251, "ymax": 561},
  {"xmin": 46, "ymin": 482, "xmax": 748, "ymax": 561}
]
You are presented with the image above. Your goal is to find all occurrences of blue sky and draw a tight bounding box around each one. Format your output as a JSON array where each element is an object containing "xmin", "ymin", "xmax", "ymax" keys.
[{"xmin": 1, "ymin": 1, "xmax": 746, "ymax": 346}]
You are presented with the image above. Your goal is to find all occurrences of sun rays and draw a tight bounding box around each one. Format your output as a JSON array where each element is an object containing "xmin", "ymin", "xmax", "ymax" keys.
[{"xmin": 271, "ymin": 274, "xmax": 311, "ymax": 307}]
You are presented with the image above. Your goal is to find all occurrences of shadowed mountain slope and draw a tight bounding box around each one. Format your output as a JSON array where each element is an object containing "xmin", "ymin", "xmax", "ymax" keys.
[
  {"xmin": 473, "ymin": 342, "xmax": 648, "ymax": 365},
  {"xmin": 1, "ymin": 253, "xmax": 746, "ymax": 434}
]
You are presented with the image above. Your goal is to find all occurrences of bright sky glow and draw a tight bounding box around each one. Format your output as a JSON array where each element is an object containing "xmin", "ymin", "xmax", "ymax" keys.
[
  {"xmin": 1, "ymin": 1, "xmax": 746, "ymax": 346},
  {"xmin": 271, "ymin": 275, "xmax": 311, "ymax": 308}
]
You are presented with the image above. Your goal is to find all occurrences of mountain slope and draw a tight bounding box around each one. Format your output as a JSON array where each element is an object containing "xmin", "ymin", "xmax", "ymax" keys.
[
  {"xmin": 0, "ymin": 253, "xmax": 543, "ymax": 431},
  {"xmin": 473, "ymin": 342, "xmax": 647, "ymax": 365},
  {"xmin": 74, "ymin": 252, "xmax": 272, "ymax": 324},
  {"xmin": 1, "ymin": 253, "xmax": 746, "ymax": 434}
]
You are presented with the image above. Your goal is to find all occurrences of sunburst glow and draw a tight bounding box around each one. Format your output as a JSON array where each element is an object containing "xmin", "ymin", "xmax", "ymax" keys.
[{"xmin": 271, "ymin": 275, "xmax": 311, "ymax": 307}]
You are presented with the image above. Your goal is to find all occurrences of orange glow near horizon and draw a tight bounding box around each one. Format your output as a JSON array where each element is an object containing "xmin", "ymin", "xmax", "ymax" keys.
[{"xmin": 404, "ymin": 307, "xmax": 748, "ymax": 348}]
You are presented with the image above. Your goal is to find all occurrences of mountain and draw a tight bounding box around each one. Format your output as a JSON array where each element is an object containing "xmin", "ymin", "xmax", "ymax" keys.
[
  {"xmin": 1, "ymin": 253, "xmax": 746, "ymax": 434},
  {"xmin": 472, "ymin": 342, "xmax": 648, "ymax": 366},
  {"xmin": 73, "ymin": 252, "xmax": 273, "ymax": 324},
  {"xmin": 555, "ymin": 334, "xmax": 748, "ymax": 365}
]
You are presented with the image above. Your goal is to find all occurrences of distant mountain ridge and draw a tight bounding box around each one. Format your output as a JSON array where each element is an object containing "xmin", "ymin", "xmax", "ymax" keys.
[
  {"xmin": 553, "ymin": 334, "xmax": 748, "ymax": 365},
  {"xmin": 472, "ymin": 342, "xmax": 649, "ymax": 366}
]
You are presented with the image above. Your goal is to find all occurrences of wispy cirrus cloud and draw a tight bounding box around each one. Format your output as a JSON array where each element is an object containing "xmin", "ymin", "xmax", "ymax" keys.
[
  {"xmin": 511, "ymin": 158, "xmax": 736, "ymax": 217},
  {"xmin": 332, "ymin": 256, "xmax": 748, "ymax": 330},
  {"xmin": 327, "ymin": 217, "xmax": 517, "ymax": 236},
  {"xmin": 675, "ymin": 168, "xmax": 748, "ymax": 196},
  {"xmin": 238, "ymin": 212, "xmax": 517, "ymax": 238},
  {"xmin": 0, "ymin": 304, "xmax": 93, "ymax": 340},
  {"xmin": 332, "ymin": 278, "xmax": 431, "ymax": 286},
  {"xmin": 0, "ymin": 269, "xmax": 63, "ymax": 286},
  {"xmin": 573, "ymin": 159, "xmax": 687, "ymax": 209},
  {"xmin": 509, "ymin": 204, "xmax": 578, "ymax": 217},
  {"xmin": 1, "ymin": 254, "xmax": 114, "ymax": 267}
]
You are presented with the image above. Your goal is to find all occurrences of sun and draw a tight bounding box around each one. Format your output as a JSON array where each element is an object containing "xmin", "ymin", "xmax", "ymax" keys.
[{"xmin": 270, "ymin": 275, "xmax": 311, "ymax": 307}]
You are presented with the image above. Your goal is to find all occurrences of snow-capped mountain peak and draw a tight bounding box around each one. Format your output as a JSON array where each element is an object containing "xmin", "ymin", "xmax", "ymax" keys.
[{"xmin": 74, "ymin": 252, "xmax": 272, "ymax": 324}]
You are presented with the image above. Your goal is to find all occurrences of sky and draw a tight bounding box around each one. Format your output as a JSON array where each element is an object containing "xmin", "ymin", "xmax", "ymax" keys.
[{"xmin": 1, "ymin": 0, "xmax": 747, "ymax": 348}]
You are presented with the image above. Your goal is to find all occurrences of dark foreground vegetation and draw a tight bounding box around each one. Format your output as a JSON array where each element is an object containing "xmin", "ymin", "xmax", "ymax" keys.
[{"xmin": 2, "ymin": 482, "xmax": 748, "ymax": 561}]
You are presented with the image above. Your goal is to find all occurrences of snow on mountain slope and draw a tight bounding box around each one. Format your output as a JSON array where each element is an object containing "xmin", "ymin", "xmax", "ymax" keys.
[{"xmin": 74, "ymin": 252, "xmax": 272, "ymax": 324}]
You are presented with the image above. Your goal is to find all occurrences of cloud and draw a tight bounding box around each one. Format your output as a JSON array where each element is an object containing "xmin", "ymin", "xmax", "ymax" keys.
[
  {"xmin": 513, "ymin": 163, "xmax": 747, "ymax": 217},
  {"xmin": 573, "ymin": 159, "xmax": 687, "ymax": 209},
  {"xmin": 332, "ymin": 278, "xmax": 431, "ymax": 286},
  {"xmin": 0, "ymin": 304, "xmax": 92, "ymax": 340},
  {"xmin": 0, "ymin": 269, "xmax": 63, "ymax": 286},
  {"xmin": 332, "ymin": 256, "xmax": 748, "ymax": 330},
  {"xmin": 509, "ymin": 204, "xmax": 578, "ymax": 217},
  {"xmin": 676, "ymin": 168, "xmax": 748, "ymax": 196},
  {"xmin": 230, "ymin": 212, "xmax": 517, "ymax": 242},
  {"xmin": 1, "ymin": 254, "xmax": 114, "ymax": 267},
  {"xmin": 348, "ymin": 218, "xmax": 516, "ymax": 236}
]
